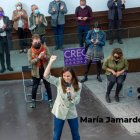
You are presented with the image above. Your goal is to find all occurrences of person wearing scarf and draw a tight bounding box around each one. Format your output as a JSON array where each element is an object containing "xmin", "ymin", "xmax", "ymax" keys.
[{"xmin": 28, "ymin": 34, "xmax": 52, "ymax": 108}]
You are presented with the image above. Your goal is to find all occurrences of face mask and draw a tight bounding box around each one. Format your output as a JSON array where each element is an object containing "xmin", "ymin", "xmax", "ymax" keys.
[
  {"xmin": 114, "ymin": 56, "xmax": 120, "ymax": 61},
  {"xmin": 0, "ymin": 11, "xmax": 4, "ymax": 17},
  {"xmin": 34, "ymin": 9, "xmax": 39, "ymax": 15},
  {"xmin": 80, "ymin": 6, "xmax": 86, "ymax": 9},
  {"xmin": 94, "ymin": 29, "xmax": 99, "ymax": 33},
  {"xmin": 34, "ymin": 42, "xmax": 41, "ymax": 49},
  {"xmin": 17, "ymin": 6, "xmax": 21, "ymax": 10}
]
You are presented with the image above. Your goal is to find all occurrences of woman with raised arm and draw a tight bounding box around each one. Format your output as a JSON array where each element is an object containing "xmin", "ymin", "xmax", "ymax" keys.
[{"xmin": 44, "ymin": 55, "xmax": 82, "ymax": 140}]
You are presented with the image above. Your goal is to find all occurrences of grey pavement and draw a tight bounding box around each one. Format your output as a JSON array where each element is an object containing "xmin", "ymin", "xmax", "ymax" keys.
[
  {"xmin": 0, "ymin": 78, "xmax": 140, "ymax": 140},
  {"xmin": 80, "ymin": 72, "xmax": 140, "ymax": 135}
]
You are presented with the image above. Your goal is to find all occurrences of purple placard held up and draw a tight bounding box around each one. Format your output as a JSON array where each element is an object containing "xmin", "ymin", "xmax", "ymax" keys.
[{"xmin": 64, "ymin": 47, "xmax": 94, "ymax": 67}]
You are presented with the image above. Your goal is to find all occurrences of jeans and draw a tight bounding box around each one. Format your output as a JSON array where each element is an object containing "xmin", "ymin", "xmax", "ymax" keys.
[
  {"xmin": 53, "ymin": 116, "xmax": 80, "ymax": 140},
  {"xmin": 52, "ymin": 25, "xmax": 64, "ymax": 49},
  {"xmin": 107, "ymin": 74, "xmax": 125, "ymax": 95},
  {"xmin": 108, "ymin": 20, "xmax": 122, "ymax": 41},
  {"xmin": 77, "ymin": 25, "xmax": 90, "ymax": 47}
]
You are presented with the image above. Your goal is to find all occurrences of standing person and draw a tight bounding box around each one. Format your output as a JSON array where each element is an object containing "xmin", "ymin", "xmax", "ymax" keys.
[
  {"xmin": 29, "ymin": 4, "xmax": 48, "ymax": 44},
  {"xmin": 28, "ymin": 34, "xmax": 52, "ymax": 108},
  {"xmin": 48, "ymin": 0, "xmax": 67, "ymax": 50},
  {"xmin": 102, "ymin": 48, "xmax": 128, "ymax": 103},
  {"xmin": 81, "ymin": 22, "xmax": 106, "ymax": 83},
  {"xmin": 44, "ymin": 55, "xmax": 82, "ymax": 140},
  {"xmin": 0, "ymin": 7, "xmax": 13, "ymax": 73},
  {"xmin": 107, "ymin": 0, "xmax": 125, "ymax": 45},
  {"xmin": 75, "ymin": 0, "xmax": 92, "ymax": 47},
  {"xmin": 12, "ymin": 2, "xmax": 28, "ymax": 53}
]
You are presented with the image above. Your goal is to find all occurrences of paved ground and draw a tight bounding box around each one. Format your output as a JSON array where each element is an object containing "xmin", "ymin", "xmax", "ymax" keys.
[
  {"xmin": 0, "ymin": 77, "xmax": 140, "ymax": 140},
  {"xmin": 80, "ymin": 72, "xmax": 140, "ymax": 135}
]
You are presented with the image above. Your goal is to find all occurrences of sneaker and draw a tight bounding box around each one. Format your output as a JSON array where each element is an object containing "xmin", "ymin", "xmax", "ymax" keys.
[
  {"xmin": 60, "ymin": 47, "xmax": 64, "ymax": 51},
  {"xmin": 80, "ymin": 76, "xmax": 88, "ymax": 83},
  {"xmin": 19, "ymin": 50, "xmax": 24, "ymax": 53},
  {"xmin": 0, "ymin": 67, "xmax": 6, "ymax": 73},
  {"xmin": 118, "ymin": 39, "xmax": 123, "ymax": 44},
  {"xmin": 109, "ymin": 40, "xmax": 113, "ymax": 45},
  {"xmin": 54, "ymin": 47, "xmax": 58, "ymax": 50},
  {"xmin": 30, "ymin": 100, "xmax": 36, "ymax": 108},
  {"xmin": 137, "ymin": 94, "xmax": 140, "ymax": 99},
  {"xmin": 23, "ymin": 49, "xmax": 27, "ymax": 53},
  {"xmin": 48, "ymin": 100, "xmax": 53, "ymax": 108},
  {"xmin": 97, "ymin": 75, "xmax": 102, "ymax": 82},
  {"xmin": 7, "ymin": 67, "xmax": 14, "ymax": 71}
]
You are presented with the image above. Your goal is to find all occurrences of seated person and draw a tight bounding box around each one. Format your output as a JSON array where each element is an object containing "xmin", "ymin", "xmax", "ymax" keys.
[{"xmin": 102, "ymin": 48, "xmax": 128, "ymax": 103}]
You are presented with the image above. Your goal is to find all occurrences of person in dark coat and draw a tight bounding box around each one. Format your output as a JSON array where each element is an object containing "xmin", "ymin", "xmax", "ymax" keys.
[
  {"xmin": 107, "ymin": 0, "xmax": 125, "ymax": 45},
  {"xmin": 0, "ymin": 7, "xmax": 13, "ymax": 73}
]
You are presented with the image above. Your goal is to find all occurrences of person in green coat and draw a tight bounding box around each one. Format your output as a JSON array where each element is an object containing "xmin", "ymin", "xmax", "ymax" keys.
[
  {"xmin": 0, "ymin": 7, "xmax": 13, "ymax": 73},
  {"xmin": 102, "ymin": 48, "xmax": 128, "ymax": 103},
  {"xmin": 29, "ymin": 4, "xmax": 48, "ymax": 44}
]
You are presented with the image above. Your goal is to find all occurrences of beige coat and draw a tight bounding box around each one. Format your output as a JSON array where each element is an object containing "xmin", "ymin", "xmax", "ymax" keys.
[
  {"xmin": 45, "ymin": 75, "xmax": 82, "ymax": 120},
  {"xmin": 12, "ymin": 9, "xmax": 28, "ymax": 30},
  {"xmin": 28, "ymin": 45, "xmax": 50, "ymax": 78}
]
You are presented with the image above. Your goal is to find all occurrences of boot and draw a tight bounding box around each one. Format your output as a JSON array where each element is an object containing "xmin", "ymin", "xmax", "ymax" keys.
[
  {"xmin": 7, "ymin": 66, "xmax": 14, "ymax": 71},
  {"xmin": 30, "ymin": 99, "xmax": 36, "ymax": 108},
  {"xmin": 137, "ymin": 94, "xmax": 140, "ymax": 99},
  {"xmin": 105, "ymin": 94, "xmax": 111, "ymax": 103},
  {"xmin": 97, "ymin": 75, "xmax": 102, "ymax": 82},
  {"xmin": 109, "ymin": 40, "xmax": 114, "ymax": 45},
  {"xmin": 0, "ymin": 67, "xmax": 6, "ymax": 73},
  {"xmin": 115, "ymin": 94, "xmax": 120, "ymax": 102},
  {"xmin": 80, "ymin": 75, "xmax": 88, "ymax": 83}
]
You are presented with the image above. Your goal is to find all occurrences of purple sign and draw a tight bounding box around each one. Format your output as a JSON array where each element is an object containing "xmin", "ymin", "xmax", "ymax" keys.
[{"xmin": 64, "ymin": 47, "xmax": 94, "ymax": 66}]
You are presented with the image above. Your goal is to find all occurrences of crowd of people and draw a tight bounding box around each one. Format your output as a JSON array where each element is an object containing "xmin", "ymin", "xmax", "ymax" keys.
[
  {"xmin": 0, "ymin": 0, "xmax": 140, "ymax": 139},
  {"xmin": 0, "ymin": 0, "xmax": 126, "ymax": 73}
]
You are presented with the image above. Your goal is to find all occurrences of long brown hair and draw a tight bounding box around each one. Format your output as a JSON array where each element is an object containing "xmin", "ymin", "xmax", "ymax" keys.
[
  {"xmin": 61, "ymin": 67, "xmax": 80, "ymax": 93},
  {"xmin": 112, "ymin": 48, "xmax": 123, "ymax": 57}
]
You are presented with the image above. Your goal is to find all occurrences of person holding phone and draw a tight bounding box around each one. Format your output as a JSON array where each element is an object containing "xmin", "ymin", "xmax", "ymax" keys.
[{"xmin": 75, "ymin": 0, "xmax": 93, "ymax": 47}]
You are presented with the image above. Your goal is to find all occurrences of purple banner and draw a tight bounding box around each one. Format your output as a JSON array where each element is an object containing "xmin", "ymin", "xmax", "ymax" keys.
[{"xmin": 64, "ymin": 47, "xmax": 94, "ymax": 66}]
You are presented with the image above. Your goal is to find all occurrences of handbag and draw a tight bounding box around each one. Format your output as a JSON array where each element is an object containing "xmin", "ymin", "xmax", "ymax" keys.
[{"xmin": 51, "ymin": 19, "xmax": 58, "ymax": 27}]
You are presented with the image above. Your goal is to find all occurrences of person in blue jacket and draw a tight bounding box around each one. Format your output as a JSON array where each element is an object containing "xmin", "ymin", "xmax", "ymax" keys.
[{"xmin": 81, "ymin": 22, "xmax": 106, "ymax": 83}]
